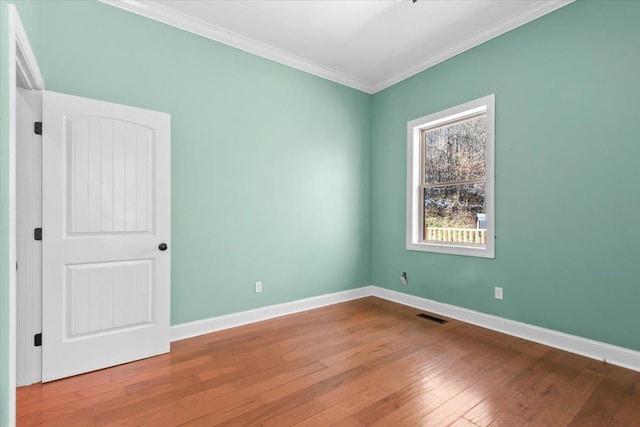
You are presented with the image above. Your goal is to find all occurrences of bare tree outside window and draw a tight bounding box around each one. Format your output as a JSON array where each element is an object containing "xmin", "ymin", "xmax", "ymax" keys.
[
  {"xmin": 407, "ymin": 94, "xmax": 494, "ymax": 258},
  {"xmin": 421, "ymin": 114, "xmax": 487, "ymax": 244}
]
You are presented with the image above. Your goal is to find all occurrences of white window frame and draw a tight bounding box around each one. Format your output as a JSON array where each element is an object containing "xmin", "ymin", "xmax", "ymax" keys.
[{"xmin": 406, "ymin": 94, "xmax": 495, "ymax": 258}]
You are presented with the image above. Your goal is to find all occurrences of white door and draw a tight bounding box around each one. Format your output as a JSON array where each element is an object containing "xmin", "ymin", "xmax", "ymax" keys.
[{"xmin": 42, "ymin": 91, "xmax": 171, "ymax": 382}]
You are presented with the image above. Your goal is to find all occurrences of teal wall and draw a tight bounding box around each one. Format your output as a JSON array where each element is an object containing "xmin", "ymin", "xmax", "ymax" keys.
[
  {"xmin": 371, "ymin": 0, "xmax": 640, "ymax": 351},
  {"xmin": 0, "ymin": 1, "xmax": 42, "ymax": 423},
  {"xmin": 39, "ymin": 0, "xmax": 371, "ymax": 324}
]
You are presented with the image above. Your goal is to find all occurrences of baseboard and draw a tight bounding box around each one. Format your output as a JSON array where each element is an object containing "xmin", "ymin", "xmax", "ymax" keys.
[
  {"xmin": 372, "ymin": 286, "xmax": 640, "ymax": 372},
  {"xmin": 170, "ymin": 284, "xmax": 640, "ymax": 372},
  {"xmin": 170, "ymin": 286, "xmax": 373, "ymax": 342}
]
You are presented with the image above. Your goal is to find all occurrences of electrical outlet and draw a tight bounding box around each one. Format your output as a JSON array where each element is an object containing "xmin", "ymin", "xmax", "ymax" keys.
[
  {"xmin": 255, "ymin": 281, "xmax": 262, "ymax": 293},
  {"xmin": 494, "ymin": 286, "xmax": 503, "ymax": 300}
]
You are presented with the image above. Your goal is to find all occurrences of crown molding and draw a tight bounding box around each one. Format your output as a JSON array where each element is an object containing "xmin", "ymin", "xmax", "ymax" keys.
[
  {"xmin": 371, "ymin": 0, "xmax": 575, "ymax": 93},
  {"xmin": 99, "ymin": 0, "xmax": 374, "ymax": 93},
  {"xmin": 100, "ymin": 0, "xmax": 574, "ymax": 95}
]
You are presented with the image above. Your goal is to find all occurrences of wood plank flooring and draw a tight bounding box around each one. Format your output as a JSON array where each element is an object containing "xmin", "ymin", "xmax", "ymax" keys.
[{"xmin": 17, "ymin": 297, "xmax": 640, "ymax": 426}]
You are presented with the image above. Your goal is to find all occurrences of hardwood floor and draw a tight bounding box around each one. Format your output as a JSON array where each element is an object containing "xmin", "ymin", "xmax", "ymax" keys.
[{"xmin": 17, "ymin": 297, "xmax": 640, "ymax": 426}]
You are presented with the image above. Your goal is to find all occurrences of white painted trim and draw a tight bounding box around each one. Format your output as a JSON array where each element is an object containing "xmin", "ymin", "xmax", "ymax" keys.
[
  {"xmin": 13, "ymin": 10, "xmax": 44, "ymax": 91},
  {"xmin": 170, "ymin": 287, "xmax": 373, "ymax": 342},
  {"xmin": 6, "ymin": 11, "xmax": 17, "ymax": 427},
  {"xmin": 370, "ymin": 0, "xmax": 574, "ymax": 93},
  {"xmin": 406, "ymin": 94, "xmax": 495, "ymax": 258},
  {"xmin": 15, "ymin": 88, "xmax": 43, "ymax": 387},
  {"xmin": 7, "ymin": 5, "xmax": 45, "ymax": 426},
  {"xmin": 98, "ymin": 0, "xmax": 371, "ymax": 93},
  {"xmin": 372, "ymin": 287, "xmax": 640, "ymax": 373},
  {"xmin": 99, "ymin": 0, "xmax": 573, "ymax": 94},
  {"xmin": 170, "ymin": 284, "xmax": 640, "ymax": 373}
]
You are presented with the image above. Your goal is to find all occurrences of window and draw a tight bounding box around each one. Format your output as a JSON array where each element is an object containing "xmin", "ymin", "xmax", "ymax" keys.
[{"xmin": 407, "ymin": 95, "xmax": 495, "ymax": 258}]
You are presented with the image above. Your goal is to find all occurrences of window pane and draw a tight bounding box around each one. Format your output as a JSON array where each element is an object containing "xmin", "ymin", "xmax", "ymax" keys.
[
  {"xmin": 424, "ymin": 115, "xmax": 486, "ymax": 184},
  {"xmin": 423, "ymin": 184, "xmax": 486, "ymax": 244}
]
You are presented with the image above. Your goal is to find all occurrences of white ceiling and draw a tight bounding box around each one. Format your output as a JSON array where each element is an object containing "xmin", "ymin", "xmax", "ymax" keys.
[{"xmin": 102, "ymin": 0, "xmax": 574, "ymax": 93}]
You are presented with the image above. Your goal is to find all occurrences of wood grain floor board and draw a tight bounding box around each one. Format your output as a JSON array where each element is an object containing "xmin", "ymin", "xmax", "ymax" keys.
[
  {"xmin": 16, "ymin": 297, "xmax": 640, "ymax": 427},
  {"xmin": 461, "ymin": 343, "xmax": 552, "ymax": 426},
  {"xmin": 413, "ymin": 339, "xmax": 539, "ymax": 426},
  {"xmin": 488, "ymin": 412, "xmax": 531, "ymax": 426},
  {"xmin": 257, "ymin": 399, "xmax": 327, "ymax": 427},
  {"xmin": 567, "ymin": 367, "xmax": 638, "ymax": 426},
  {"xmin": 191, "ymin": 366, "xmax": 374, "ymax": 426},
  {"xmin": 529, "ymin": 405, "xmax": 575, "ymax": 427}
]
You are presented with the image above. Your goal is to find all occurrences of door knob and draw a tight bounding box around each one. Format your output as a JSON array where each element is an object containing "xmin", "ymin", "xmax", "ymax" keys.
[{"xmin": 158, "ymin": 243, "xmax": 168, "ymax": 251}]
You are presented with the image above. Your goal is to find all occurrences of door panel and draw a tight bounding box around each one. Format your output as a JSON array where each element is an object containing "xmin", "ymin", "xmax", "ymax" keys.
[
  {"xmin": 66, "ymin": 117, "xmax": 153, "ymax": 234},
  {"xmin": 42, "ymin": 91, "xmax": 170, "ymax": 382},
  {"xmin": 65, "ymin": 260, "xmax": 152, "ymax": 337}
]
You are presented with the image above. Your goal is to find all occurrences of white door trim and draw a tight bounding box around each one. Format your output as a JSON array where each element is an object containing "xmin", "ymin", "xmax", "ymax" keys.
[
  {"xmin": 16, "ymin": 88, "xmax": 42, "ymax": 387},
  {"xmin": 7, "ymin": 5, "xmax": 44, "ymax": 426}
]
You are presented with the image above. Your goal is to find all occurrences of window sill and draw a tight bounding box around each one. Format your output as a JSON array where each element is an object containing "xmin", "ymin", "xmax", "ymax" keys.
[{"xmin": 406, "ymin": 241, "xmax": 495, "ymax": 259}]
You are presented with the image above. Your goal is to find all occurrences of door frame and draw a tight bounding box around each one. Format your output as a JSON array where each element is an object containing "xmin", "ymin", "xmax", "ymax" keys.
[
  {"xmin": 16, "ymin": 88, "xmax": 42, "ymax": 386},
  {"xmin": 7, "ymin": 4, "xmax": 44, "ymax": 424}
]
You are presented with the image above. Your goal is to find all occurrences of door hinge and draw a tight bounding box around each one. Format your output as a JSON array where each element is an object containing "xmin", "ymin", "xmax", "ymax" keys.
[
  {"xmin": 34, "ymin": 228, "xmax": 42, "ymax": 241},
  {"xmin": 34, "ymin": 122, "xmax": 42, "ymax": 135},
  {"xmin": 34, "ymin": 333, "xmax": 42, "ymax": 347}
]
